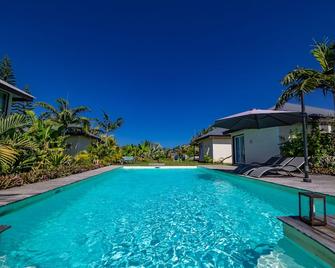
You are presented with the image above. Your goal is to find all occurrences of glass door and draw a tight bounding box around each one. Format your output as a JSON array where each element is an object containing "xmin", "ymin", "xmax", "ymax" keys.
[{"xmin": 233, "ymin": 135, "xmax": 245, "ymax": 164}]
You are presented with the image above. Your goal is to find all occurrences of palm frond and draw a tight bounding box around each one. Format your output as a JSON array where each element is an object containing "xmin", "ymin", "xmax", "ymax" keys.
[
  {"xmin": 72, "ymin": 106, "xmax": 90, "ymax": 116},
  {"xmin": 0, "ymin": 145, "xmax": 18, "ymax": 166},
  {"xmin": 0, "ymin": 114, "xmax": 28, "ymax": 136},
  {"xmin": 36, "ymin": 102, "xmax": 58, "ymax": 115},
  {"xmin": 56, "ymin": 98, "xmax": 69, "ymax": 111},
  {"xmin": 275, "ymin": 84, "xmax": 301, "ymax": 109},
  {"xmin": 281, "ymin": 68, "xmax": 321, "ymax": 86},
  {"xmin": 311, "ymin": 40, "xmax": 335, "ymax": 73}
]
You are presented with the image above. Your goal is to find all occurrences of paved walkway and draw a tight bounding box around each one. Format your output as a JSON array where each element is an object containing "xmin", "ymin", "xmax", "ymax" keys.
[
  {"xmin": 204, "ymin": 165, "xmax": 335, "ymax": 196},
  {"xmin": 0, "ymin": 166, "xmax": 120, "ymax": 207}
]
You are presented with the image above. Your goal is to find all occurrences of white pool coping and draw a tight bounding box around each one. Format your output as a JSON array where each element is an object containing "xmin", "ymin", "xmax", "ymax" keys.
[{"xmin": 122, "ymin": 166, "xmax": 198, "ymax": 169}]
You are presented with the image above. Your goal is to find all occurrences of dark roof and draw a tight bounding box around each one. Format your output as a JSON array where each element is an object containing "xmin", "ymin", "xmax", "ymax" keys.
[
  {"xmin": 272, "ymin": 103, "xmax": 334, "ymax": 118},
  {"xmin": 0, "ymin": 79, "xmax": 35, "ymax": 101},
  {"xmin": 193, "ymin": 127, "xmax": 230, "ymax": 143},
  {"xmin": 67, "ymin": 126, "xmax": 100, "ymax": 140}
]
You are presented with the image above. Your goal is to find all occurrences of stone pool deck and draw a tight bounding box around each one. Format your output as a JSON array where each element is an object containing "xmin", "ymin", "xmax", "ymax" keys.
[
  {"xmin": 0, "ymin": 165, "xmax": 120, "ymax": 207},
  {"xmin": 203, "ymin": 165, "xmax": 335, "ymax": 197}
]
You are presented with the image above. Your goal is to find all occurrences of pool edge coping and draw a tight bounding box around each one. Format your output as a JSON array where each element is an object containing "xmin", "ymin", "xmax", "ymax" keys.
[
  {"xmin": 0, "ymin": 165, "xmax": 121, "ymax": 210},
  {"xmin": 201, "ymin": 166, "xmax": 335, "ymax": 198}
]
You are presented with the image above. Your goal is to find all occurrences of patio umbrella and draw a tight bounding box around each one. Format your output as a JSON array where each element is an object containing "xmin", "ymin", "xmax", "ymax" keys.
[
  {"xmin": 213, "ymin": 109, "xmax": 302, "ymax": 131},
  {"xmin": 213, "ymin": 108, "xmax": 310, "ymax": 181}
]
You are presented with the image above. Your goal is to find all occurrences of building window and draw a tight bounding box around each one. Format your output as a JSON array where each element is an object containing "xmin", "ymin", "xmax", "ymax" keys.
[{"xmin": 0, "ymin": 91, "xmax": 8, "ymax": 116}]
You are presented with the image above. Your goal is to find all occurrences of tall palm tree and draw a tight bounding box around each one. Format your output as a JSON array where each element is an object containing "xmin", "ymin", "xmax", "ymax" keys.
[
  {"xmin": 311, "ymin": 40, "xmax": 335, "ymax": 109},
  {"xmin": 276, "ymin": 40, "xmax": 335, "ymax": 111},
  {"xmin": 37, "ymin": 98, "xmax": 90, "ymax": 134},
  {"xmin": 274, "ymin": 40, "xmax": 335, "ymax": 182},
  {"xmin": 96, "ymin": 111, "xmax": 123, "ymax": 136}
]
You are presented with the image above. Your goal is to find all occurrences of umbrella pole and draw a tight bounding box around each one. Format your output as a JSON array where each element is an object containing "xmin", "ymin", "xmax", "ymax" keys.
[{"xmin": 301, "ymin": 92, "xmax": 311, "ymax": 182}]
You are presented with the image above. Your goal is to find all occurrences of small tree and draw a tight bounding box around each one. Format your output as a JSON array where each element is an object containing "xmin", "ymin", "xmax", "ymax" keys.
[
  {"xmin": 0, "ymin": 55, "xmax": 16, "ymax": 85},
  {"xmin": 11, "ymin": 85, "xmax": 34, "ymax": 114},
  {"xmin": 96, "ymin": 111, "xmax": 123, "ymax": 136}
]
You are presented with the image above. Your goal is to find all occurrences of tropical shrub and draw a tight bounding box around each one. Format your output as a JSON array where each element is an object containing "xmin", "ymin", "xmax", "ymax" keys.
[
  {"xmin": 75, "ymin": 151, "xmax": 92, "ymax": 165},
  {"xmin": 148, "ymin": 143, "xmax": 165, "ymax": 161},
  {"xmin": 203, "ymin": 155, "xmax": 213, "ymax": 163},
  {"xmin": 280, "ymin": 122, "xmax": 335, "ymax": 173},
  {"xmin": 87, "ymin": 136, "xmax": 122, "ymax": 164},
  {"xmin": 0, "ymin": 114, "xmax": 37, "ymax": 173},
  {"xmin": 37, "ymin": 98, "xmax": 90, "ymax": 135},
  {"xmin": 0, "ymin": 163, "xmax": 104, "ymax": 190}
]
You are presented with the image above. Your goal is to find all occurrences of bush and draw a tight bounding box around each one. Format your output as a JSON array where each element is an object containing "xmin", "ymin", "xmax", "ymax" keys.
[
  {"xmin": 280, "ymin": 122, "xmax": 335, "ymax": 174},
  {"xmin": 0, "ymin": 163, "xmax": 105, "ymax": 190},
  {"xmin": 203, "ymin": 155, "xmax": 213, "ymax": 163}
]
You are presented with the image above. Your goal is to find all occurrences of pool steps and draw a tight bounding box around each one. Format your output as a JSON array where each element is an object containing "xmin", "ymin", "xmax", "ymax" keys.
[{"xmin": 279, "ymin": 216, "xmax": 335, "ymax": 265}]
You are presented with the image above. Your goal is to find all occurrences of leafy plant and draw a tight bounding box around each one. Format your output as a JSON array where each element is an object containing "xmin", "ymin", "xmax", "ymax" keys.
[
  {"xmin": 280, "ymin": 122, "xmax": 335, "ymax": 169},
  {"xmin": 37, "ymin": 98, "xmax": 90, "ymax": 135},
  {"xmin": 0, "ymin": 114, "xmax": 37, "ymax": 173},
  {"xmin": 148, "ymin": 143, "xmax": 165, "ymax": 161},
  {"xmin": 12, "ymin": 85, "xmax": 34, "ymax": 114},
  {"xmin": 96, "ymin": 111, "xmax": 123, "ymax": 136},
  {"xmin": 0, "ymin": 55, "xmax": 16, "ymax": 85},
  {"xmin": 88, "ymin": 136, "xmax": 122, "ymax": 164},
  {"xmin": 203, "ymin": 155, "xmax": 213, "ymax": 163},
  {"xmin": 276, "ymin": 39, "xmax": 335, "ymax": 111}
]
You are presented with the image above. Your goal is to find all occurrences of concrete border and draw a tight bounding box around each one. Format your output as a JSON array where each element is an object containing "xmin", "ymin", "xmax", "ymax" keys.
[
  {"xmin": 0, "ymin": 165, "xmax": 120, "ymax": 208},
  {"xmin": 203, "ymin": 166, "xmax": 335, "ymax": 197}
]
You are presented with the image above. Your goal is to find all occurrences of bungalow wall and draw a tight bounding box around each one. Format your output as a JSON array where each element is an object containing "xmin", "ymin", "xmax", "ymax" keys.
[
  {"xmin": 199, "ymin": 137, "xmax": 232, "ymax": 163},
  {"xmin": 232, "ymin": 127, "xmax": 281, "ymax": 164},
  {"xmin": 212, "ymin": 137, "xmax": 232, "ymax": 163},
  {"xmin": 231, "ymin": 122, "xmax": 333, "ymax": 164},
  {"xmin": 66, "ymin": 135, "xmax": 96, "ymax": 156}
]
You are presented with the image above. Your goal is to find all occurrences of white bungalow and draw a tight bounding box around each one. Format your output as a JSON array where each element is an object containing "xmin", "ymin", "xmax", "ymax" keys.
[
  {"xmin": 222, "ymin": 103, "xmax": 334, "ymax": 164},
  {"xmin": 193, "ymin": 128, "xmax": 232, "ymax": 163}
]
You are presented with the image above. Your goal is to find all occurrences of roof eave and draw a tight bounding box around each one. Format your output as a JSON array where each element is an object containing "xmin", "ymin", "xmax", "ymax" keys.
[{"xmin": 0, "ymin": 79, "xmax": 35, "ymax": 102}]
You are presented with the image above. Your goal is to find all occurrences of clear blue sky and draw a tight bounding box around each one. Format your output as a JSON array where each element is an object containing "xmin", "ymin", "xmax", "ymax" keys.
[{"xmin": 1, "ymin": 0, "xmax": 334, "ymax": 147}]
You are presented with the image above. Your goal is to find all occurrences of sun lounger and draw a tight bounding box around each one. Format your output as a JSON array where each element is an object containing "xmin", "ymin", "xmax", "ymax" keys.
[
  {"xmin": 248, "ymin": 157, "xmax": 305, "ymax": 178},
  {"xmin": 121, "ymin": 156, "xmax": 135, "ymax": 164},
  {"xmin": 233, "ymin": 156, "xmax": 281, "ymax": 174},
  {"xmin": 242, "ymin": 156, "xmax": 293, "ymax": 175}
]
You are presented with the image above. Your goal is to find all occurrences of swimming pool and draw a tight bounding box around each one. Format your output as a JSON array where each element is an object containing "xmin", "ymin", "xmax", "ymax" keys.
[{"xmin": 0, "ymin": 167, "xmax": 332, "ymax": 267}]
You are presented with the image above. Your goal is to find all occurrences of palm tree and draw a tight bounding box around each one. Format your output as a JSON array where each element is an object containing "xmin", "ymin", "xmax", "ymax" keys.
[
  {"xmin": 274, "ymin": 40, "xmax": 335, "ymax": 182},
  {"xmin": 311, "ymin": 40, "xmax": 335, "ymax": 109},
  {"xmin": 96, "ymin": 111, "xmax": 123, "ymax": 136},
  {"xmin": 37, "ymin": 98, "xmax": 90, "ymax": 134},
  {"xmin": 276, "ymin": 40, "xmax": 335, "ymax": 111}
]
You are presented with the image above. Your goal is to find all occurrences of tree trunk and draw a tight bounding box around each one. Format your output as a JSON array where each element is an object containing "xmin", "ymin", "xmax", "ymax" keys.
[{"xmin": 301, "ymin": 92, "xmax": 311, "ymax": 182}]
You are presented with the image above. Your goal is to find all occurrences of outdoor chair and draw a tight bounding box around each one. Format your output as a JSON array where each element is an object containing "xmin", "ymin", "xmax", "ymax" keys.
[
  {"xmin": 233, "ymin": 156, "xmax": 281, "ymax": 174},
  {"xmin": 248, "ymin": 157, "xmax": 305, "ymax": 178},
  {"xmin": 121, "ymin": 156, "xmax": 135, "ymax": 164}
]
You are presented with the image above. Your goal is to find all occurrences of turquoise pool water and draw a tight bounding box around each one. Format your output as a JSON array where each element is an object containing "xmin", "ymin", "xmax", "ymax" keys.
[{"xmin": 0, "ymin": 167, "xmax": 333, "ymax": 267}]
